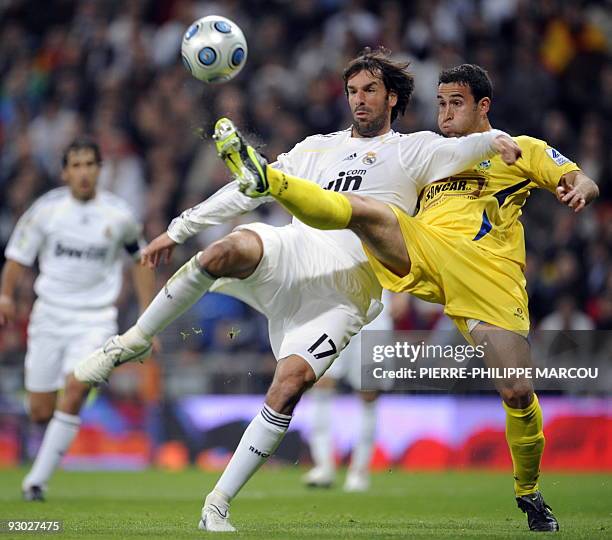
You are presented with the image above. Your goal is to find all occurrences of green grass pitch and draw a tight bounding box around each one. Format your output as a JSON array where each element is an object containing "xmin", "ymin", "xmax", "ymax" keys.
[{"xmin": 0, "ymin": 468, "xmax": 610, "ymax": 539}]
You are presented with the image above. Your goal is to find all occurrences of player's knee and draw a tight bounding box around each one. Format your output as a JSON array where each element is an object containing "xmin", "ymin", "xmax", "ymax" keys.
[
  {"xmin": 58, "ymin": 375, "xmax": 89, "ymax": 415},
  {"xmin": 267, "ymin": 357, "xmax": 317, "ymax": 414},
  {"xmin": 500, "ymin": 384, "xmax": 533, "ymax": 409},
  {"xmin": 199, "ymin": 237, "xmax": 237, "ymax": 277},
  {"xmin": 199, "ymin": 232, "xmax": 260, "ymax": 278},
  {"xmin": 29, "ymin": 404, "xmax": 54, "ymax": 424}
]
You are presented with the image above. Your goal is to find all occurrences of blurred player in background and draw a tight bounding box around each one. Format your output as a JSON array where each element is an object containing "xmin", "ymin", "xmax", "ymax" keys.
[
  {"xmin": 228, "ymin": 63, "xmax": 598, "ymax": 532},
  {"xmin": 303, "ymin": 290, "xmax": 396, "ymax": 492},
  {"xmin": 0, "ymin": 138, "xmax": 156, "ymax": 501},
  {"xmin": 75, "ymin": 48, "xmax": 519, "ymax": 532}
]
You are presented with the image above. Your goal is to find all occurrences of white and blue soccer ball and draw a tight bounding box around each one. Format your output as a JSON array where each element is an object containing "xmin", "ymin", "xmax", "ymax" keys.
[{"xmin": 181, "ymin": 15, "xmax": 248, "ymax": 84}]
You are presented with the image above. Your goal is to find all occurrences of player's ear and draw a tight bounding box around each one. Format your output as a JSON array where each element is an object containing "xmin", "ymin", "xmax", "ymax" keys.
[
  {"xmin": 479, "ymin": 97, "xmax": 491, "ymax": 115},
  {"xmin": 388, "ymin": 90, "xmax": 398, "ymax": 108}
]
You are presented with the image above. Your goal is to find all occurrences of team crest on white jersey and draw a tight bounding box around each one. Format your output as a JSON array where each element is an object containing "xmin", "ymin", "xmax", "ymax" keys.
[{"xmin": 362, "ymin": 151, "xmax": 377, "ymax": 165}]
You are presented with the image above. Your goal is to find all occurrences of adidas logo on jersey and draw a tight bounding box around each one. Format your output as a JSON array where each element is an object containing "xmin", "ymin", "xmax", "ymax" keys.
[{"xmin": 342, "ymin": 152, "xmax": 357, "ymax": 161}]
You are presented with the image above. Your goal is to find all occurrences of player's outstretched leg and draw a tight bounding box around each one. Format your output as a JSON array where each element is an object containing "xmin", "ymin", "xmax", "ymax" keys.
[{"xmin": 75, "ymin": 231, "xmax": 263, "ymax": 384}]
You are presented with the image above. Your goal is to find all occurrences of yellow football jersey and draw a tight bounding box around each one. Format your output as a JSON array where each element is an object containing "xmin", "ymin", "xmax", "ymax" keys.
[{"xmin": 414, "ymin": 135, "xmax": 580, "ymax": 268}]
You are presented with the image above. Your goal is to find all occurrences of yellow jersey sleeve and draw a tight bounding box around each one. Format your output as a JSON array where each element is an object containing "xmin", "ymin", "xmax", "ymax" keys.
[{"xmin": 515, "ymin": 136, "xmax": 580, "ymax": 193}]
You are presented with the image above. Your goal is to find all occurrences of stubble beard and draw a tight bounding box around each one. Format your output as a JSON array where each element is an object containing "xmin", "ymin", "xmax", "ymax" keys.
[{"xmin": 352, "ymin": 112, "xmax": 388, "ymax": 138}]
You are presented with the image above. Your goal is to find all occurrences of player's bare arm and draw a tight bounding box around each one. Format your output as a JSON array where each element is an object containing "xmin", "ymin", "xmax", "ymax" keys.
[
  {"xmin": 0, "ymin": 259, "xmax": 27, "ymax": 325},
  {"xmin": 555, "ymin": 170, "xmax": 599, "ymax": 213}
]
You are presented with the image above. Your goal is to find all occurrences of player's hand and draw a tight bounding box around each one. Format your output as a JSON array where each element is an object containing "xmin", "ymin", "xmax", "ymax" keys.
[
  {"xmin": 141, "ymin": 233, "xmax": 177, "ymax": 268},
  {"xmin": 492, "ymin": 135, "xmax": 522, "ymax": 165},
  {"xmin": 0, "ymin": 295, "xmax": 16, "ymax": 326},
  {"xmin": 556, "ymin": 177, "xmax": 587, "ymax": 213}
]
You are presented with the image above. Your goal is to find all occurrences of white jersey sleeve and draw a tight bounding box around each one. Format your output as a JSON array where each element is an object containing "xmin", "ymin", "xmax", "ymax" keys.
[
  {"xmin": 167, "ymin": 181, "xmax": 271, "ymax": 244},
  {"xmin": 399, "ymin": 129, "xmax": 507, "ymax": 191},
  {"xmin": 5, "ymin": 196, "xmax": 50, "ymax": 266},
  {"xmin": 115, "ymin": 200, "xmax": 146, "ymax": 261}
]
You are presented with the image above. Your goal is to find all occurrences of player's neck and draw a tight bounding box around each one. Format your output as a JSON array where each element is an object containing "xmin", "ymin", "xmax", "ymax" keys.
[
  {"xmin": 351, "ymin": 125, "xmax": 392, "ymax": 139},
  {"xmin": 473, "ymin": 119, "xmax": 493, "ymax": 133},
  {"xmin": 70, "ymin": 192, "xmax": 97, "ymax": 204}
]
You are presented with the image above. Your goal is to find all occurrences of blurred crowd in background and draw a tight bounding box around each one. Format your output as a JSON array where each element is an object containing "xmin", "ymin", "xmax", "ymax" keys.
[{"xmin": 0, "ymin": 0, "xmax": 611, "ymax": 378}]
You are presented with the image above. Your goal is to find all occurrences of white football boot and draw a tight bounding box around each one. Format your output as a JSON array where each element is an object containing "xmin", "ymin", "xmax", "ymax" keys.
[
  {"xmin": 74, "ymin": 335, "xmax": 152, "ymax": 384},
  {"xmin": 343, "ymin": 470, "xmax": 370, "ymax": 492},
  {"xmin": 198, "ymin": 493, "xmax": 236, "ymax": 532},
  {"xmin": 302, "ymin": 466, "xmax": 335, "ymax": 488}
]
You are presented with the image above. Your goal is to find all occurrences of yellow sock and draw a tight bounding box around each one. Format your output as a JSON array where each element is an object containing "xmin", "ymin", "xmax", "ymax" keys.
[
  {"xmin": 265, "ymin": 167, "xmax": 352, "ymax": 229},
  {"xmin": 503, "ymin": 393, "xmax": 545, "ymax": 497}
]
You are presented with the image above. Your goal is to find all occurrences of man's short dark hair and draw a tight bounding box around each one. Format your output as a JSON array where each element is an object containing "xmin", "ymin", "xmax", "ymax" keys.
[
  {"xmin": 62, "ymin": 136, "xmax": 102, "ymax": 168},
  {"xmin": 343, "ymin": 47, "xmax": 414, "ymax": 123},
  {"xmin": 438, "ymin": 64, "xmax": 493, "ymax": 103}
]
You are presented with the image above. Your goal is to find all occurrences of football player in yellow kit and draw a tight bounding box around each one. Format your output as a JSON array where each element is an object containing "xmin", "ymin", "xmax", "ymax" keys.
[{"xmin": 215, "ymin": 63, "xmax": 598, "ymax": 532}]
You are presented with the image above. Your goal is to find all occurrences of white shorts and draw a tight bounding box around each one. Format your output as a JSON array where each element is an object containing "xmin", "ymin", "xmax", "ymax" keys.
[
  {"xmin": 325, "ymin": 290, "xmax": 394, "ymax": 389},
  {"xmin": 25, "ymin": 300, "xmax": 117, "ymax": 392},
  {"xmin": 211, "ymin": 223, "xmax": 383, "ymax": 378}
]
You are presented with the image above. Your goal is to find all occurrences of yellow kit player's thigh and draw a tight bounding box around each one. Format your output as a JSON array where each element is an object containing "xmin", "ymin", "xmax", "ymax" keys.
[
  {"xmin": 442, "ymin": 244, "xmax": 530, "ymax": 336},
  {"xmin": 362, "ymin": 206, "xmax": 448, "ymax": 305}
]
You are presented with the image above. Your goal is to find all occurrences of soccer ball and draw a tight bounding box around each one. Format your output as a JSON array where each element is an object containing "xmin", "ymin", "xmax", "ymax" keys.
[{"xmin": 181, "ymin": 15, "xmax": 248, "ymax": 84}]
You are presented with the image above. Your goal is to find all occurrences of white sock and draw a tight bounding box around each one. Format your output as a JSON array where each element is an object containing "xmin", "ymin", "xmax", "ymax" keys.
[
  {"xmin": 308, "ymin": 388, "xmax": 335, "ymax": 472},
  {"xmin": 23, "ymin": 411, "xmax": 81, "ymax": 489},
  {"xmin": 212, "ymin": 404, "xmax": 291, "ymax": 501},
  {"xmin": 128, "ymin": 253, "xmax": 215, "ymax": 344},
  {"xmin": 348, "ymin": 399, "xmax": 377, "ymax": 475}
]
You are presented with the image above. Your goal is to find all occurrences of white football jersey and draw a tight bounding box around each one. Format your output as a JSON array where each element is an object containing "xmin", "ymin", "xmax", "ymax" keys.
[
  {"xmin": 167, "ymin": 127, "xmax": 504, "ymax": 301},
  {"xmin": 5, "ymin": 187, "xmax": 143, "ymax": 309}
]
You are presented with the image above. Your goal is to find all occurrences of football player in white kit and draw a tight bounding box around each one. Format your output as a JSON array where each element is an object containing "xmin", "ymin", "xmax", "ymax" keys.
[
  {"xmin": 75, "ymin": 48, "xmax": 521, "ymax": 531},
  {"xmin": 0, "ymin": 138, "xmax": 155, "ymax": 501},
  {"xmin": 303, "ymin": 290, "xmax": 395, "ymax": 492}
]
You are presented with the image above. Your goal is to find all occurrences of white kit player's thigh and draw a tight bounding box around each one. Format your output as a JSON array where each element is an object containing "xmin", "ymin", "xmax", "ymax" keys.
[
  {"xmin": 63, "ymin": 321, "xmax": 117, "ymax": 379},
  {"xmin": 275, "ymin": 305, "xmax": 366, "ymax": 379},
  {"xmin": 328, "ymin": 292, "xmax": 394, "ymax": 390},
  {"xmin": 210, "ymin": 223, "xmax": 300, "ymax": 318},
  {"xmin": 322, "ymin": 347, "xmax": 350, "ymax": 381},
  {"xmin": 24, "ymin": 334, "xmax": 67, "ymax": 392},
  {"xmin": 26, "ymin": 300, "xmax": 118, "ymax": 389}
]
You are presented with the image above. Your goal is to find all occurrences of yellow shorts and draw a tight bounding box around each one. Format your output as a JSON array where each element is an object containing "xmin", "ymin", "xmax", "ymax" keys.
[{"xmin": 363, "ymin": 206, "xmax": 530, "ymax": 340}]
